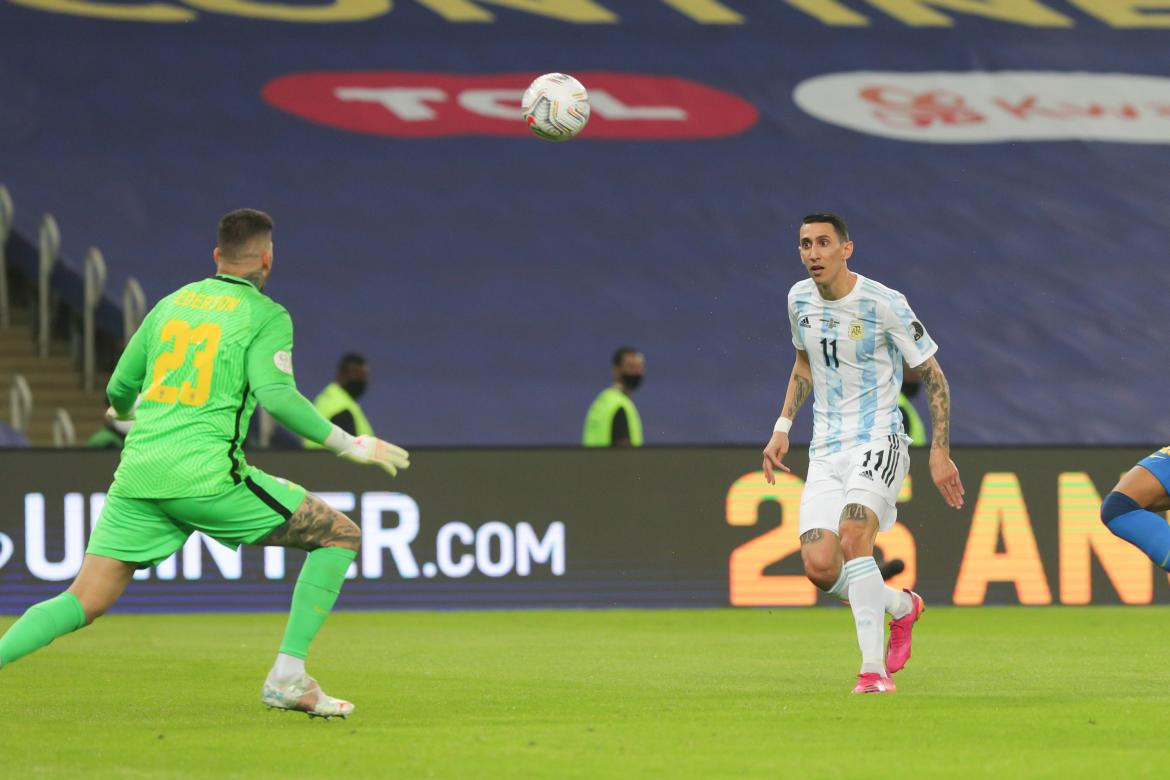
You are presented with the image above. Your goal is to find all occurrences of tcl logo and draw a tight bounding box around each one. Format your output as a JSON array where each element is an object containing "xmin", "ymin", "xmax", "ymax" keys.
[{"xmin": 262, "ymin": 71, "xmax": 758, "ymax": 139}]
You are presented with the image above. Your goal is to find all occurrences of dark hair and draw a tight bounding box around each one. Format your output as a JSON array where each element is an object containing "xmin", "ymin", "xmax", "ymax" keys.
[
  {"xmin": 217, "ymin": 209, "xmax": 274, "ymax": 257},
  {"xmin": 612, "ymin": 346, "xmax": 640, "ymax": 367},
  {"xmin": 338, "ymin": 352, "xmax": 367, "ymax": 372},
  {"xmin": 801, "ymin": 212, "xmax": 850, "ymax": 243}
]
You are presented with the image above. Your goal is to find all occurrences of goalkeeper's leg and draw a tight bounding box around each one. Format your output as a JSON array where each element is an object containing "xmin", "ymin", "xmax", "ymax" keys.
[
  {"xmin": 256, "ymin": 493, "xmax": 360, "ymax": 717},
  {"xmin": 0, "ymin": 555, "xmax": 135, "ymax": 669}
]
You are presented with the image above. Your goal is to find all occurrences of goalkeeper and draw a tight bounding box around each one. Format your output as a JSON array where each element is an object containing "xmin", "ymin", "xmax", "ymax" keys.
[{"xmin": 0, "ymin": 209, "xmax": 407, "ymax": 719}]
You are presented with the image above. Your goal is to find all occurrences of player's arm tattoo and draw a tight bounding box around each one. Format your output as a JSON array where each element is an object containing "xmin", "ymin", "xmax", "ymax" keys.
[
  {"xmin": 781, "ymin": 352, "xmax": 814, "ymax": 422},
  {"xmin": 916, "ymin": 356, "xmax": 951, "ymax": 450},
  {"xmin": 799, "ymin": 529, "xmax": 824, "ymax": 545},
  {"xmin": 783, "ymin": 375, "xmax": 812, "ymax": 420},
  {"xmin": 258, "ymin": 493, "xmax": 361, "ymax": 551}
]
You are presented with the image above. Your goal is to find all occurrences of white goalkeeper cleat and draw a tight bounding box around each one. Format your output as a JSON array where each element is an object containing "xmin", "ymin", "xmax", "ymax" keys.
[{"xmin": 261, "ymin": 672, "xmax": 355, "ymax": 719}]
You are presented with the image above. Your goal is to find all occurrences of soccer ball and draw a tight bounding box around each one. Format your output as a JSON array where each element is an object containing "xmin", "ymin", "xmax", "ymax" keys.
[{"xmin": 521, "ymin": 73, "xmax": 590, "ymax": 141}]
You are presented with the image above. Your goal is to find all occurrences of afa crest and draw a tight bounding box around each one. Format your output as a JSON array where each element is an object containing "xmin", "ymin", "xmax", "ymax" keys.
[{"xmin": 849, "ymin": 320, "xmax": 864, "ymax": 341}]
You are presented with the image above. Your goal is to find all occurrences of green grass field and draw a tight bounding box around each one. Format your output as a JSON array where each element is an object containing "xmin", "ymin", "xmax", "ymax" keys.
[{"xmin": 1, "ymin": 607, "xmax": 1166, "ymax": 779}]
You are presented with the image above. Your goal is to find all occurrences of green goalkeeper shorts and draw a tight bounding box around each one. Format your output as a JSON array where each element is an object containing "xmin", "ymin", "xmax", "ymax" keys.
[{"xmin": 87, "ymin": 467, "xmax": 307, "ymax": 567}]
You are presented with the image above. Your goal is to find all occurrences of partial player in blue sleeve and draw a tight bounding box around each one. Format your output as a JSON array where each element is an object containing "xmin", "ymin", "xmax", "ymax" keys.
[{"xmin": 1101, "ymin": 447, "xmax": 1170, "ymax": 569}]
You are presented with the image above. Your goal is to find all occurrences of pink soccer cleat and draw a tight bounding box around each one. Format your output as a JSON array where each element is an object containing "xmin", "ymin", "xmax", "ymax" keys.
[
  {"xmin": 851, "ymin": 672, "xmax": 896, "ymax": 694},
  {"xmin": 886, "ymin": 589, "xmax": 925, "ymax": 675}
]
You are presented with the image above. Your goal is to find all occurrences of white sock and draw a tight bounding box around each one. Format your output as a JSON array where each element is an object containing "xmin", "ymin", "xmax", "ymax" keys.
[
  {"xmin": 843, "ymin": 557, "xmax": 886, "ymax": 676},
  {"xmin": 269, "ymin": 652, "xmax": 305, "ymax": 684},
  {"xmin": 825, "ymin": 568, "xmax": 849, "ymax": 602},
  {"xmin": 884, "ymin": 586, "xmax": 912, "ymax": 619}
]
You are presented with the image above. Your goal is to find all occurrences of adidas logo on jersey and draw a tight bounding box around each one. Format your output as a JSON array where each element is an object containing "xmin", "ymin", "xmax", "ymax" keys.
[
  {"xmin": 798, "ymin": 316, "xmax": 811, "ymax": 328},
  {"xmin": 858, "ymin": 469, "xmax": 874, "ymax": 480}
]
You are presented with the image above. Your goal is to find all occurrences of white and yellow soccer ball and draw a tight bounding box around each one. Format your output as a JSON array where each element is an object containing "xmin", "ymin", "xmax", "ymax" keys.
[{"xmin": 521, "ymin": 73, "xmax": 590, "ymax": 141}]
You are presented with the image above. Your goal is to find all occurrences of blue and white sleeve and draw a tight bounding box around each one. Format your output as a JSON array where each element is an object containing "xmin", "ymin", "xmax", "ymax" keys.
[
  {"xmin": 788, "ymin": 295, "xmax": 803, "ymax": 350},
  {"xmin": 882, "ymin": 293, "xmax": 937, "ymax": 368}
]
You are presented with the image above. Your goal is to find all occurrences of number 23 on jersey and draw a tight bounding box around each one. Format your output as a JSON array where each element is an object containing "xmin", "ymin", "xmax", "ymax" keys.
[{"xmin": 143, "ymin": 319, "xmax": 222, "ymax": 407}]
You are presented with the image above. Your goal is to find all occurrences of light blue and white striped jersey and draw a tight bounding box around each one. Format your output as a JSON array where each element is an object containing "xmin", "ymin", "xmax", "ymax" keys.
[{"xmin": 787, "ymin": 274, "xmax": 937, "ymax": 458}]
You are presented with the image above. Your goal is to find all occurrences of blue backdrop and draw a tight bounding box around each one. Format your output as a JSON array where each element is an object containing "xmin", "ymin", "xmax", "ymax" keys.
[{"xmin": 1, "ymin": 0, "xmax": 1167, "ymax": 445}]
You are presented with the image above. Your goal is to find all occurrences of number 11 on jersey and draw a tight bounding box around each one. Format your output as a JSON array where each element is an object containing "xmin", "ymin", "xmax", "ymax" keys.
[{"xmin": 820, "ymin": 338, "xmax": 839, "ymax": 368}]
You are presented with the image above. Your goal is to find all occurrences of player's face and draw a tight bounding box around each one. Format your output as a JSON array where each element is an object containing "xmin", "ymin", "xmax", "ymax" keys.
[
  {"xmin": 798, "ymin": 223, "xmax": 853, "ymax": 284},
  {"xmin": 612, "ymin": 352, "xmax": 645, "ymax": 391},
  {"xmin": 619, "ymin": 352, "xmax": 645, "ymax": 378}
]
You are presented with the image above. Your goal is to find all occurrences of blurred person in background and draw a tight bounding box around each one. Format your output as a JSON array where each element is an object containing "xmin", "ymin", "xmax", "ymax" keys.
[
  {"xmin": 304, "ymin": 353, "xmax": 373, "ymax": 448},
  {"xmin": 583, "ymin": 346, "xmax": 645, "ymax": 448}
]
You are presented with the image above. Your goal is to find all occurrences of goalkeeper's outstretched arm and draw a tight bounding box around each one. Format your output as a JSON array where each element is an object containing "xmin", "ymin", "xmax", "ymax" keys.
[
  {"xmin": 251, "ymin": 383, "xmax": 410, "ymax": 476},
  {"xmin": 251, "ymin": 383, "xmax": 331, "ymax": 444},
  {"xmin": 245, "ymin": 313, "xmax": 409, "ymax": 476}
]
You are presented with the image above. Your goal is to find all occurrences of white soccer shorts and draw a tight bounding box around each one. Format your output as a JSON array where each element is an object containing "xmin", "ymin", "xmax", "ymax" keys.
[{"xmin": 799, "ymin": 435, "xmax": 911, "ymax": 537}]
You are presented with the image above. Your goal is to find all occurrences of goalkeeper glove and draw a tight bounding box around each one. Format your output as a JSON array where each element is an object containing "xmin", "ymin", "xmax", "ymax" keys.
[
  {"xmin": 324, "ymin": 425, "xmax": 410, "ymax": 477},
  {"xmin": 105, "ymin": 396, "xmax": 140, "ymax": 434}
]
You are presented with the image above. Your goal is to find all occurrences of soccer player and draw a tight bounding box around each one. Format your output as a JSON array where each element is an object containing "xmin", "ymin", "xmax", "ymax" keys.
[
  {"xmin": 761, "ymin": 213, "xmax": 964, "ymax": 694},
  {"xmin": 1101, "ymin": 447, "xmax": 1170, "ymax": 570},
  {"xmin": 0, "ymin": 209, "xmax": 409, "ymax": 719}
]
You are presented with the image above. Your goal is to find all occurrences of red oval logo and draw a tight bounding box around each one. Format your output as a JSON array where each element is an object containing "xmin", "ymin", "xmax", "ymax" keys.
[{"xmin": 262, "ymin": 71, "xmax": 758, "ymax": 140}]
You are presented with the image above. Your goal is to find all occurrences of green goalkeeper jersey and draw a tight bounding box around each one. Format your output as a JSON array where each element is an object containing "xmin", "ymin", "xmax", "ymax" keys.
[{"xmin": 108, "ymin": 274, "xmax": 300, "ymax": 498}]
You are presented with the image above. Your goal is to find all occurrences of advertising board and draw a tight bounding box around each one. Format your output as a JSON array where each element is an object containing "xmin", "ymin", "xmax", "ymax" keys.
[{"xmin": 1, "ymin": 447, "xmax": 1162, "ymax": 613}]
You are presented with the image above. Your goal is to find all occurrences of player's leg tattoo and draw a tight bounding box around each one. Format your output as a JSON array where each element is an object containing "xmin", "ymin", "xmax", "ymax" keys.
[
  {"xmin": 799, "ymin": 528, "xmax": 824, "ymax": 545},
  {"xmin": 839, "ymin": 503, "xmax": 879, "ymax": 560},
  {"xmin": 259, "ymin": 493, "xmax": 361, "ymax": 552},
  {"xmin": 841, "ymin": 503, "xmax": 871, "ymax": 524},
  {"xmin": 800, "ymin": 528, "xmax": 843, "ymax": 591}
]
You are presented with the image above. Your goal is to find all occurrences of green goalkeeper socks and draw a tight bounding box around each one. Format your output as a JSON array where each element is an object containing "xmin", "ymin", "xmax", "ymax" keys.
[
  {"xmin": 0, "ymin": 551, "xmax": 354, "ymax": 670},
  {"xmin": 278, "ymin": 546, "xmax": 356, "ymax": 661},
  {"xmin": 0, "ymin": 592, "xmax": 86, "ymax": 669}
]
